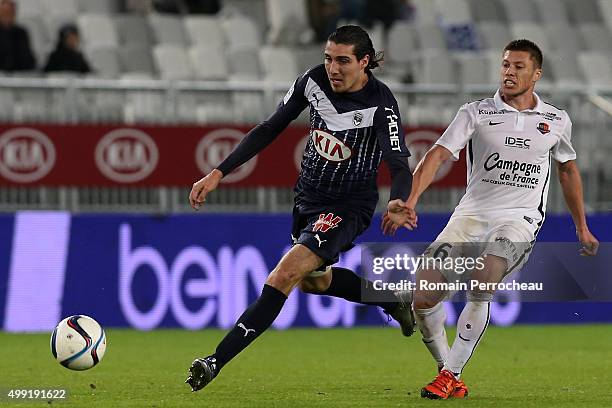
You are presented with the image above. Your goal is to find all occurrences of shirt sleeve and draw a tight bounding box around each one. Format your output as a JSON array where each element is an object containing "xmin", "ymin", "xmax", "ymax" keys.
[
  {"xmin": 216, "ymin": 74, "xmax": 309, "ymax": 176},
  {"xmin": 373, "ymin": 99, "xmax": 410, "ymax": 159},
  {"xmin": 386, "ymin": 155, "xmax": 412, "ymax": 201},
  {"xmin": 373, "ymin": 95, "xmax": 412, "ymax": 201},
  {"xmin": 434, "ymin": 103, "xmax": 477, "ymax": 161},
  {"xmin": 551, "ymin": 113, "xmax": 577, "ymax": 163}
]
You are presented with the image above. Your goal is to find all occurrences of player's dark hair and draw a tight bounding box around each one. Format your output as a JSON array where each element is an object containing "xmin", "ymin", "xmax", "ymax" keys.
[
  {"xmin": 328, "ymin": 25, "xmax": 383, "ymax": 71},
  {"xmin": 504, "ymin": 39, "xmax": 543, "ymax": 69}
]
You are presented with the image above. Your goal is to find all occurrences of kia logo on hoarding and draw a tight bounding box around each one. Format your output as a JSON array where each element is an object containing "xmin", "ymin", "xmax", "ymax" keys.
[
  {"xmin": 293, "ymin": 134, "xmax": 309, "ymax": 171},
  {"xmin": 196, "ymin": 129, "xmax": 256, "ymax": 183},
  {"xmin": 0, "ymin": 128, "xmax": 56, "ymax": 183},
  {"xmin": 95, "ymin": 129, "xmax": 159, "ymax": 183},
  {"xmin": 406, "ymin": 130, "xmax": 452, "ymax": 182}
]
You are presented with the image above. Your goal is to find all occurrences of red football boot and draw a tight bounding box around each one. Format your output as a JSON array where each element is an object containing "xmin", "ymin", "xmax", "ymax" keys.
[
  {"xmin": 452, "ymin": 379, "xmax": 469, "ymax": 398},
  {"xmin": 421, "ymin": 369, "xmax": 456, "ymax": 399}
]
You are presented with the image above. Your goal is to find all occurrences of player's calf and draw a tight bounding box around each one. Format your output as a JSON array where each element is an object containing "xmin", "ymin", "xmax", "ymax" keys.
[{"xmin": 299, "ymin": 267, "xmax": 332, "ymax": 293}]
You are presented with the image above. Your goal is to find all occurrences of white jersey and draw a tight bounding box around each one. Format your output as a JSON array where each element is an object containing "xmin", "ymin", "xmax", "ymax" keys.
[{"xmin": 436, "ymin": 90, "xmax": 576, "ymax": 228}]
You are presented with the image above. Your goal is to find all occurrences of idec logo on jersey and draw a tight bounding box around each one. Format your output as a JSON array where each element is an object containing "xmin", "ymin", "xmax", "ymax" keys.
[
  {"xmin": 504, "ymin": 136, "xmax": 531, "ymax": 149},
  {"xmin": 312, "ymin": 130, "xmax": 352, "ymax": 162},
  {"xmin": 95, "ymin": 129, "xmax": 159, "ymax": 183},
  {"xmin": 196, "ymin": 129, "xmax": 256, "ymax": 183},
  {"xmin": 0, "ymin": 128, "xmax": 56, "ymax": 183},
  {"xmin": 313, "ymin": 213, "xmax": 343, "ymax": 233},
  {"xmin": 537, "ymin": 122, "xmax": 550, "ymax": 135}
]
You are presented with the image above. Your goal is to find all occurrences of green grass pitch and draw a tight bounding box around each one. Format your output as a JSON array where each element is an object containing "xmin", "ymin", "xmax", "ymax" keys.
[{"xmin": 1, "ymin": 325, "xmax": 611, "ymax": 407}]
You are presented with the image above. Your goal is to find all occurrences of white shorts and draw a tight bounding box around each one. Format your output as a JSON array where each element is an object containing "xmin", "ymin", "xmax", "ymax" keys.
[{"xmin": 423, "ymin": 214, "xmax": 537, "ymax": 282}]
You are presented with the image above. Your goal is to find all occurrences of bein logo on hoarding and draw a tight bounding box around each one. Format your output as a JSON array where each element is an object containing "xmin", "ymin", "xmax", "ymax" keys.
[
  {"xmin": 0, "ymin": 128, "xmax": 56, "ymax": 183},
  {"xmin": 195, "ymin": 129, "xmax": 256, "ymax": 183},
  {"xmin": 95, "ymin": 129, "xmax": 159, "ymax": 183},
  {"xmin": 118, "ymin": 224, "xmax": 360, "ymax": 330}
]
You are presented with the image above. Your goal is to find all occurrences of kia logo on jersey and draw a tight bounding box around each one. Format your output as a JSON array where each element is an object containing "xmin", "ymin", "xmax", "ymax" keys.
[
  {"xmin": 537, "ymin": 122, "xmax": 550, "ymax": 134},
  {"xmin": 312, "ymin": 130, "xmax": 352, "ymax": 161},
  {"xmin": 95, "ymin": 128, "xmax": 159, "ymax": 183},
  {"xmin": 0, "ymin": 128, "xmax": 56, "ymax": 183}
]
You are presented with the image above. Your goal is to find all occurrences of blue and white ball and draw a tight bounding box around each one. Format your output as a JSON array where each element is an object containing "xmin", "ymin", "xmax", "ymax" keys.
[{"xmin": 50, "ymin": 315, "xmax": 107, "ymax": 371}]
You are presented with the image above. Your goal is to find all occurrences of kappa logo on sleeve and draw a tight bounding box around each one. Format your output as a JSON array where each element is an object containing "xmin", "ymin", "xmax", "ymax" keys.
[{"xmin": 313, "ymin": 213, "xmax": 343, "ymax": 232}]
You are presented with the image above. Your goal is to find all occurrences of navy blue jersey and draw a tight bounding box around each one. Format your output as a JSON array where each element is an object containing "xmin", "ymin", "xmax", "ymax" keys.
[
  {"xmin": 289, "ymin": 65, "xmax": 410, "ymax": 209},
  {"xmin": 217, "ymin": 64, "xmax": 412, "ymax": 213}
]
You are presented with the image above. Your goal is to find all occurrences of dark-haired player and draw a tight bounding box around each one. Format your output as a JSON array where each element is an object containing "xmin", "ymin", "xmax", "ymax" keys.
[
  {"xmin": 385, "ymin": 39, "xmax": 599, "ymax": 399},
  {"xmin": 185, "ymin": 25, "xmax": 417, "ymax": 391}
]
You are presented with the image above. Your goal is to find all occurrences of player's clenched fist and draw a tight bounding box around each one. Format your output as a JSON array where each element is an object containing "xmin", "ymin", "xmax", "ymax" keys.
[
  {"xmin": 577, "ymin": 227, "xmax": 599, "ymax": 257},
  {"xmin": 189, "ymin": 169, "xmax": 223, "ymax": 210}
]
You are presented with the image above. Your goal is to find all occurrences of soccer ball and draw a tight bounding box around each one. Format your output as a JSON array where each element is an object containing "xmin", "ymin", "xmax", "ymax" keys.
[{"xmin": 50, "ymin": 315, "xmax": 107, "ymax": 371}]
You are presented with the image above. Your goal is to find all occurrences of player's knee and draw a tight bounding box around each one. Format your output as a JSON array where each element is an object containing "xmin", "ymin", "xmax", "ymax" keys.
[
  {"xmin": 467, "ymin": 290, "xmax": 494, "ymax": 302},
  {"xmin": 413, "ymin": 292, "xmax": 441, "ymax": 310},
  {"xmin": 266, "ymin": 265, "xmax": 303, "ymax": 290}
]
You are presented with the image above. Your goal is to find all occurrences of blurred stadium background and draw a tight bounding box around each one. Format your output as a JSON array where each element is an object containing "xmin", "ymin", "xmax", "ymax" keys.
[
  {"xmin": 0, "ymin": 0, "xmax": 611, "ymax": 405},
  {"xmin": 0, "ymin": 0, "xmax": 611, "ymax": 212},
  {"xmin": 0, "ymin": 0, "xmax": 612, "ymax": 407}
]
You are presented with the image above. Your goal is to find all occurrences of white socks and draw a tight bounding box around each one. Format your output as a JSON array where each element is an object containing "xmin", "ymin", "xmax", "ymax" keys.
[
  {"xmin": 414, "ymin": 302, "xmax": 450, "ymax": 370},
  {"xmin": 443, "ymin": 301, "xmax": 491, "ymax": 377}
]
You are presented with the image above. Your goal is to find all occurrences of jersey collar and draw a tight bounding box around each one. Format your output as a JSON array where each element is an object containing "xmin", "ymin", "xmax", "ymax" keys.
[{"xmin": 493, "ymin": 89, "xmax": 543, "ymax": 113}]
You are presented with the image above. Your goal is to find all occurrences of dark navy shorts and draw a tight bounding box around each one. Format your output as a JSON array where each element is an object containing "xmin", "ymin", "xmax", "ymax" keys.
[{"xmin": 291, "ymin": 205, "xmax": 371, "ymax": 267}]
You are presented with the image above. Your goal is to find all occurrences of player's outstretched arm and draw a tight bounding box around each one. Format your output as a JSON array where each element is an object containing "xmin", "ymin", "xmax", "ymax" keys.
[
  {"xmin": 405, "ymin": 145, "xmax": 452, "ymax": 209},
  {"xmin": 557, "ymin": 160, "xmax": 599, "ymax": 256},
  {"xmin": 187, "ymin": 74, "xmax": 308, "ymax": 211},
  {"xmin": 189, "ymin": 169, "xmax": 223, "ymax": 210}
]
